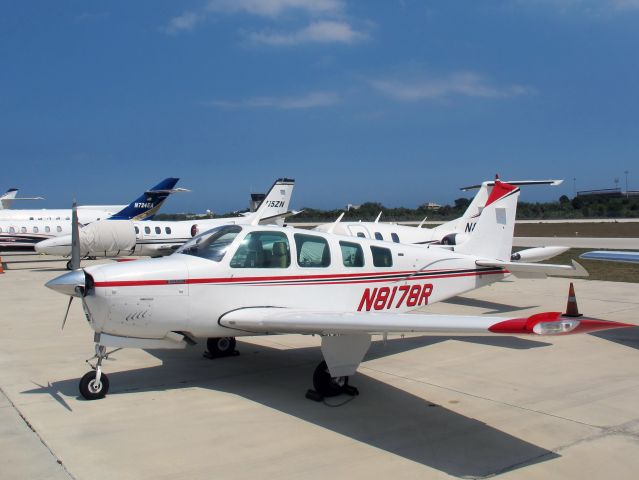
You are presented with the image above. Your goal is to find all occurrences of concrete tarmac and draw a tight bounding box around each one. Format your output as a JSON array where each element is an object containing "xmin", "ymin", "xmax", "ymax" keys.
[{"xmin": 0, "ymin": 254, "xmax": 638, "ymax": 479}]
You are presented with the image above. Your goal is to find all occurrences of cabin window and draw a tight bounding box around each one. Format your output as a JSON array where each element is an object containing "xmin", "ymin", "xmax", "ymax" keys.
[
  {"xmin": 230, "ymin": 231, "xmax": 290, "ymax": 268},
  {"xmin": 374, "ymin": 232, "xmax": 383, "ymax": 241},
  {"xmin": 29, "ymin": 217, "xmax": 34, "ymax": 221},
  {"xmin": 33, "ymin": 226, "xmax": 39, "ymax": 233},
  {"xmin": 0, "ymin": 227, "xmax": 2, "ymax": 233},
  {"xmin": 176, "ymin": 225, "xmax": 242, "ymax": 262},
  {"xmin": 165, "ymin": 227, "xmax": 171, "ymax": 234},
  {"xmin": 294, "ymin": 234, "xmax": 330, "ymax": 268},
  {"xmin": 356, "ymin": 232, "xmax": 366, "ymax": 238},
  {"xmin": 9, "ymin": 227, "xmax": 15, "ymax": 233},
  {"xmin": 371, "ymin": 246, "xmax": 393, "ymax": 267},
  {"xmin": 134, "ymin": 226, "xmax": 139, "ymax": 234},
  {"xmin": 45, "ymin": 226, "xmax": 50, "ymax": 233},
  {"xmin": 340, "ymin": 241, "xmax": 364, "ymax": 267},
  {"xmin": 56, "ymin": 226, "xmax": 62, "ymax": 232},
  {"xmin": 21, "ymin": 226, "xmax": 27, "ymax": 233},
  {"xmin": 155, "ymin": 226, "xmax": 161, "ymax": 234},
  {"xmin": 391, "ymin": 233, "xmax": 400, "ymax": 243},
  {"xmin": 144, "ymin": 226, "xmax": 151, "ymax": 234}
]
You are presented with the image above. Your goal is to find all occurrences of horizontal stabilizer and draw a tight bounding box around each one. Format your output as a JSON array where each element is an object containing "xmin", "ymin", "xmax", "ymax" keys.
[
  {"xmin": 258, "ymin": 210, "xmax": 302, "ymax": 225},
  {"xmin": 460, "ymin": 179, "xmax": 563, "ymax": 191},
  {"xmin": 476, "ymin": 259, "xmax": 588, "ymax": 278}
]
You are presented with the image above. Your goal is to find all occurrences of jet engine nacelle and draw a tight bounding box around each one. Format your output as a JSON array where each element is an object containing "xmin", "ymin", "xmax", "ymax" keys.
[
  {"xmin": 510, "ymin": 246, "xmax": 569, "ymax": 263},
  {"xmin": 440, "ymin": 233, "xmax": 469, "ymax": 246}
]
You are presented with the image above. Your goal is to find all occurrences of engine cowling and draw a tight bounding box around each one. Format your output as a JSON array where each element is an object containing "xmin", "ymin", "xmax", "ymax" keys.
[{"xmin": 440, "ymin": 233, "xmax": 469, "ymax": 246}]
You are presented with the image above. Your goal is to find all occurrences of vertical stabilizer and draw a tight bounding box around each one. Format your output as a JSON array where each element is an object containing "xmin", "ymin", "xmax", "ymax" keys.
[
  {"xmin": 108, "ymin": 178, "xmax": 179, "ymax": 221},
  {"xmin": 455, "ymin": 181, "xmax": 520, "ymax": 261},
  {"xmin": 0, "ymin": 188, "xmax": 19, "ymax": 210},
  {"xmin": 249, "ymin": 178, "xmax": 295, "ymax": 225}
]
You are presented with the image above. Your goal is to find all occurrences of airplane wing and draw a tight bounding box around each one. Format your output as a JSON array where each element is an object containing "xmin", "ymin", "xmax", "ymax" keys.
[
  {"xmin": 219, "ymin": 308, "xmax": 628, "ymax": 336},
  {"xmin": 579, "ymin": 250, "xmax": 639, "ymax": 264},
  {"xmin": 475, "ymin": 259, "xmax": 588, "ymax": 278}
]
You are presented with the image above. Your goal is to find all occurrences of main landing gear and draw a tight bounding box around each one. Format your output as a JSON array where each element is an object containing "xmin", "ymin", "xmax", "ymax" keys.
[
  {"xmin": 79, "ymin": 344, "xmax": 111, "ymax": 400},
  {"xmin": 311, "ymin": 361, "xmax": 355, "ymax": 398},
  {"xmin": 204, "ymin": 337, "xmax": 237, "ymax": 358}
]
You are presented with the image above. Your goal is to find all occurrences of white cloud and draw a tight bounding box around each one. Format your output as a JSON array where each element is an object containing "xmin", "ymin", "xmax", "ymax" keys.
[
  {"xmin": 247, "ymin": 20, "xmax": 368, "ymax": 46},
  {"xmin": 205, "ymin": 91, "xmax": 340, "ymax": 109},
  {"xmin": 370, "ymin": 72, "xmax": 535, "ymax": 101},
  {"xmin": 163, "ymin": 11, "xmax": 204, "ymax": 34},
  {"xmin": 205, "ymin": 0, "xmax": 344, "ymax": 17}
]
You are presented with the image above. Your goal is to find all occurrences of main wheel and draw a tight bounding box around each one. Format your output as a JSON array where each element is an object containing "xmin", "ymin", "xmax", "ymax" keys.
[
  {"xmin": 313, "ymin": 361, "xmax": 348, "ymax": 397},
  {"xmin": 206, "ymin": 337, "xmax": 236, "ymax": 357},
  {"xmin": 66, "ymin": 260, "xmax": 73, "ymax": 270},
  {"xmin": 79, "ymin": 371, "xmax": 110, "ymax": 400}
]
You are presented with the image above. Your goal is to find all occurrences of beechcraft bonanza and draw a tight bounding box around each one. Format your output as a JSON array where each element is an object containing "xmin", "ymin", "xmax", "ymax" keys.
[
  {"xmin": 314, "ymin": 178, "xmax": 568, "ymax": 263},
  {"xmin": 46, "ymin": 179, "xmax": 630, "ymax": 401},
  {"xmin": 35, "ymin": 178, "xmax": 296, "ymax": 263},
  {"xmin": 0, "ymin": 178, "xmax": 182, "ymax": 251}
]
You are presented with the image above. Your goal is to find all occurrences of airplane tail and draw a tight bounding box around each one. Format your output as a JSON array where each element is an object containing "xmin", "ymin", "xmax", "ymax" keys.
[
  {"xmin": 248, "ymin": 178, "xmax": 295, "ymax": 226},
  {"xmin": 455, "ymin": 180, "xmax": 520, "ymax": 261},
  {"xmin": 108, "ymin": 178, "xmax": 179, "ymax": 221},
  {"xmin": 0, "ymin": 188, "xmax": 18, "ymax": 209}
]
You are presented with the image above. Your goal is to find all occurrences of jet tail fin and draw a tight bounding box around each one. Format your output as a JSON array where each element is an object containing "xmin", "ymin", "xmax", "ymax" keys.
[
  {"xmin": 455, "ymin": 180, "xmax": 520, "ymax": 261},
  {"xmin": 108, "ymin": 177, "xmax": 179, "ymax": 221},
  {"xmin": 249, "ymin": 178, "xmax": 295, "ymax": 226}
]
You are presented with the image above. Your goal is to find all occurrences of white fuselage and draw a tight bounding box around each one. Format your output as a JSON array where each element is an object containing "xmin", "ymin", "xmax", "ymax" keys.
[
  {"xmin": 0, "ymin": 206, "xmax": 125, "ymax": 223},
  {"xmin": 81, "ymin": 225, "xmax": 507, "ymax": 341}
]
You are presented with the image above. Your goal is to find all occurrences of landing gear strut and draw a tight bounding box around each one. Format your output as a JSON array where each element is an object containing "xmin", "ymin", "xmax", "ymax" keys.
[
  {"xmin": 79, "ymin": 344, "xmax": 110, "ymax": 400},
  {"xmin": 205, "ymin": 337, "xmax": 237, "ymax": 358}
]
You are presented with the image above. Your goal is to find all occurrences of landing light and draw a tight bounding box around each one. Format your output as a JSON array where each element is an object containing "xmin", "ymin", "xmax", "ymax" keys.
[{"xmin": 533, "ymin": 319, "xmax": 579, "ymax": 335}]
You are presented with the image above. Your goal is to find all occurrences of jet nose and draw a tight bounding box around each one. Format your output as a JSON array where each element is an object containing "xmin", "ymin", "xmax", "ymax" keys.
[
  {"xmin": 35, "ymin": 236, "xmax": 67, "ymax": 255},
  {"xmin": 45, "ymin": 269, "xmax": 86, "ymax": 297}
]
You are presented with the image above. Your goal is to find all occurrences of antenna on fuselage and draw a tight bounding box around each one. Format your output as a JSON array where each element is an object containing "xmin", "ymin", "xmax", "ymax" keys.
[
  {"xmin": 374, "ymin": 211, "xmax": 382, "ymax": 223},
  {"xmin": 417, "ymin": 216, "xmax": 428, "ymax": 228},
  {"xmin": 326, "ymin": 212, "xmax": 345, "ymax": 234}
]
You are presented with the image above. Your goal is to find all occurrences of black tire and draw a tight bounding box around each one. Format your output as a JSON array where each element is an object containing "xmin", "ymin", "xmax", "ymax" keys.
[
  {"xmin": 79, "ymin": 371, "xmax": 110, "ymax": 400},
  {"xmin": 312, "ymin": 361, "xmax": 348, "ymax": 397},
  {"xmin": 206, "ymin": 337, "xmax": 236, "ymax": 357},
  {"xmin": 66, "ymin": 260, "xmax": 73, "ymax": 271}
]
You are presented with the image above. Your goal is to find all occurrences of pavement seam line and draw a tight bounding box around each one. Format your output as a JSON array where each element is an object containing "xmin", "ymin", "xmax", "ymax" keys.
[{"xmin": 0, "ymin": 386, "xmax": 77, "ymax": 480}]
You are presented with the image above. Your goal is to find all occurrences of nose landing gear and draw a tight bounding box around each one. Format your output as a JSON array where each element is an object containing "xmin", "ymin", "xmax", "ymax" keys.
[{"xmin": 79, "ymin": 344, "xmax": 118, "ymax": 400}]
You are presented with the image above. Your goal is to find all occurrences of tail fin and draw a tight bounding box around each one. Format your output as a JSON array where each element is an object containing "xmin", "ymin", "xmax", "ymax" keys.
[
  {"xmin": 455, "ymin": 180, "xmax": 520, "ymax": 261},
  {"xmin": 249, "ymin": 178, "xmax": 295, "ymax": 225},
  {"xmin": 0, "ymin": 188, "xmax": 18, "ymax": 209},
  {"xmin": 108, "ymin": 178, "xmax": 179, "ymax": 220}
]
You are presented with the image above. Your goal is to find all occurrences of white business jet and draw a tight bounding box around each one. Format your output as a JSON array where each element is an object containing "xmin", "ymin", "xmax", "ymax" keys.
[
  {"xmin": 314, "ymin": 178, "xmax": 568, "ymax": 263},
  {"xmin": 46, "ymin": 180, "xmax": 629, "ymax": 401},
  {"xmin": 35, "ymin": 178, "xmax": 296, "ymax": 262}
]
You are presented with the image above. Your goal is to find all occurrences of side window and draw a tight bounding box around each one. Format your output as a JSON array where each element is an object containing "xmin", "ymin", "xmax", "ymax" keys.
[
  {"xmin": 294, "ymin": 234, "xmax": 330, "ymax": 268},
  {"xmin": 371, "ymin": 246, "xmax": 393, "ymax": 267},
  {"xmin": 144, "ymin": 226, "xmax": 151, "ymax": 234},
  {"xmin": 9, "ymin": 227, "xmax": 15, "ymax": 233},
  {"xmin": 356, "ymin": 232, "xmax": 366, "ymax": 238},
  {"xmin": 56, "ymin": 226, "xmax": 62, "ymax": 232},
  {"xmin": 374, "ymin": 232, "xmax": 383, "ymax": 241},
  {"xmin": 134, "ymin": 226, "xmax": 139, "ymax": 234},
  {"xmin": 165, "ymin": 227, "xmax": 171, "ymax": 234},
  {"xmin": 340, "ymin": 241, "xmax": 364, "ymax": 267},
  {"xmin": 21, "ymin": 226, "xmax": 27, "ymax": 233},
  {"xmin": 230, "ymin": 231, "xmax": 290, "ymax": 268},
  {"xmin": 391, "ymin": 233, "xmax": 400, "ymax": 243},
  {"xmin": 155, "ymin": 226, "xmax": 161, "ymax": 234},
  {"xmin": 45, "ymin": 226, "xmax": 50, "ymax": 233},
  {"xmin": 33, "ymin": 226, "xmax": 39, "ymax": 233}
]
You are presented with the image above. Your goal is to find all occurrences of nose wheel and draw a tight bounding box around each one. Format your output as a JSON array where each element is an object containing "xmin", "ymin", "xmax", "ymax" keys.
[{"xmin": 79, "ymin": 344, "xmax": 116, "ymax": 400}]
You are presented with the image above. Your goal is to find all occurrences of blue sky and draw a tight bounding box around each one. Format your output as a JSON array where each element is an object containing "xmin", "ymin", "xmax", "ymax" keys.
[{"xmin": 1, "ymin": 0, "xmax": 638, "ymax": 213}]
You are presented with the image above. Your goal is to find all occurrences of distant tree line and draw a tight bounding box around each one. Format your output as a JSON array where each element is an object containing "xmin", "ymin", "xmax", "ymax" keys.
[{"xmin": 154, "ymin": 195, "xmax": 639, "ymax": 222}]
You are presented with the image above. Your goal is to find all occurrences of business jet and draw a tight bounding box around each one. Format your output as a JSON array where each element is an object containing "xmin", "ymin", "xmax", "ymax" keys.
[
  {"xmin": 46, "ymin": 180, "xmax": 629, "ymax": 401},
  {"xmin": 35, "ymin": 178, "xmax": 296, "ymax": 264},
  {"xmin": 0, "ymin": 188, "xmax": 45, "ymax": 210},
  {"xmin": 0, "ymin": 178, "xmax": 180, "ymax": 251},
  {"xmin": 314, "ymin": 178, "xmax": 568, "ymax": 263},
  {"xmin": 0, "ymin": 178, "xmax": 182, "ymax": 223}
]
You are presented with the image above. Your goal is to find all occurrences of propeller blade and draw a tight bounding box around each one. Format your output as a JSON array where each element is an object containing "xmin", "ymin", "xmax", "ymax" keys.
[
  {"xmin": 70, "ymin": 201, "xmax": 80, "ymax": 270},
  {"xmin": 62, "ymin": 296, "xmax": 74, "ymax": 330}
]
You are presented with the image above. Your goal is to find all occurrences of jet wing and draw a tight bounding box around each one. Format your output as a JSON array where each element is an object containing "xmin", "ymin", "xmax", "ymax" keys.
[
  {"xmin": 219, "ymin": 308, "xmax": 628, "ymax": 336},
  {"xmin": 579, "ymin": 250, "xmax": 639, "ymax": 264}
]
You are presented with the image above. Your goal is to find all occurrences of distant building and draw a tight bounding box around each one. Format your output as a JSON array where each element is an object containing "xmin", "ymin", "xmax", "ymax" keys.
[
  {"xmin": 577, "ymin": 188, "xmax": 639, "ymax": 198},
  {"xmin": 250, "ymin": 193, "xmax": 265, "ymax": 212},
  {"xmin": 346, "ymin": 204, "xmax": 361, "ymax": 211},
  {"xmin": 424, "ymin": 202, "xmax": 441, "ymax": 211}
]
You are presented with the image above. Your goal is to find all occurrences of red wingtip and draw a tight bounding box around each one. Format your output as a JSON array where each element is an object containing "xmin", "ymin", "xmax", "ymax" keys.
[
  {"xmin": 489, "ymin": 312, "xmax": 635, "ymax": 335},
  {"xmin": 569, "ymin": 318, "xmax": 635, "ymax": 334}
]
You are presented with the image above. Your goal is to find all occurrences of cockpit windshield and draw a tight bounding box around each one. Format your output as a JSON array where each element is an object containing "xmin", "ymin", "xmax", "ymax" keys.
[{"xmin": 175, "ymin": 225, "xmax": 242, "ymax": 261}]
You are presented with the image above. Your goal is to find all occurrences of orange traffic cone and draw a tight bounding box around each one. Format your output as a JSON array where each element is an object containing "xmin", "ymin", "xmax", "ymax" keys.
[{"xmin": 563, "ymin": 282, "xmax": 582, "ymax": 317}]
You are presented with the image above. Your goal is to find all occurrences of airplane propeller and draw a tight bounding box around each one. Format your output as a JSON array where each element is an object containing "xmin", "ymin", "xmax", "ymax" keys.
[{"xmin": 60, "ymin": 201, "xmax": 82, "ymax": 330}]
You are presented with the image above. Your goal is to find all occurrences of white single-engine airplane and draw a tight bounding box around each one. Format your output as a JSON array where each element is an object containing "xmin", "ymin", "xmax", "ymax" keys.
[
  {"xmin": 46, "ymin": 180, "xmax": 630, "ymax": 400},
  {"xmin": 314, "ymin": 178, "xmax": 568, "ymax": 263},
  {"xmin": 35, "ymin": 178, "xmax": 296, "ymax": 262}
]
